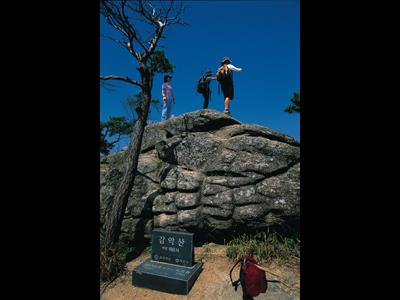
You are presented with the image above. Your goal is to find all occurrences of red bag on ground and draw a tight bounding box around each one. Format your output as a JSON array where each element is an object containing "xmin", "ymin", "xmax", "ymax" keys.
[
  {"xmin": 230, "ymin": 255, "xmax": 268, "ymax": 298},
  {"xmin": 242, "ymin": 256, "xmax": 268, "ymax": 297}
]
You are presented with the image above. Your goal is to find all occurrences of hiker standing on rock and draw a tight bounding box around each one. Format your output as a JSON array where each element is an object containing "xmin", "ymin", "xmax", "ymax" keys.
[
  {"xmin": 161, "ymin": 75, "xmax": 175, "ymax": 121},
  {"xmin": 216, "ymin": 57, "xmax": 243, "ymax": 115},
  {"xmin": 197, "ymin": 70, "xmax": 217, "ymax": 109}
]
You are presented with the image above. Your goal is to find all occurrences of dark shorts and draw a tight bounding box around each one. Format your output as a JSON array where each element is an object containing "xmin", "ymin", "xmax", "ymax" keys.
[{"xmin": 221, "ymin": 81, "xmax": 234, "ymax": 100}]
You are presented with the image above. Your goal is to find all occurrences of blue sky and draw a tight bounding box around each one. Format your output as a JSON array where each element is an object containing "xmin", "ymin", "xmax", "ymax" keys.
[{"xmin": 100, "ymin": 0, "xmax": 300, "ymax": 151}]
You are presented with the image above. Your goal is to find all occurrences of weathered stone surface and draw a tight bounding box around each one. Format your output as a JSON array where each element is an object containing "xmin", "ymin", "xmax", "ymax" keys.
[
  {"xmin": 201, "ymin": 184, "xmax": 229, "ymax": 196},
  {"xmin": 203, "ymin": 206, "xmax": 233, "ymax": 219},
  {"xmin": 201, "ymin": 190, "xmax": 234, "ymax": 210},
  {"xmin": 141, "ymin": 127, "xmax": 170, "ymax": 153},
  {"xmin": 142, "ymin": 110, "xmax": 239, "ymax": 151},
  {"xmin": 157, "ymin": 109, "xmax": 241, "ymax": 137},
  {"xmin": 232, "ymin": 186, "xmax": 265, "ymax": 205},
  {"xmin": 173, "ymin": 133, "xmax": 222, "ymax": 170},
  {"xmin": 203, "ymin": 172, "xmax": 265, "ymax": 188},
  {"xmin": 100, "ymin": 109, "xmax": 300, "ymax": 243},
  {"xmin": 233, "ymin": 185, "xmax": 257, "ymax": 200},
  {"xmin": 175, "ymin": 192, "xmax": 200, "ymax": 209},
  {"xmin": 233, "ymin": 204, "xmax": 268, "ymax": 222},
  {"xmin": 219, "ymin": 123, "xmax": 300, "ymax": 146},
  {"xmin": 176, "ymin": 169, "xmax": 204, "ymax": 191},
  {"xmin": 100, "ymin": 167, "xmax": 124, "ymax": 226},
  {"xmin": 160, "ymin": 167, "xmax": 178, "ymax": 191},
  {"xmin": 164, "ymin": 192, "xmax": 177, "ymax": 204},
  {"xmin": 154, "ymin": 136, "xmax": 182, "ymax": 164},
  {"xmin": 153, "ymin": 213, "xmax": 178, "ymax": 227},
  {"xmin": 204, "ymin": 135, "xmax": 300, "ymax": 176},
  {"xmin": 257, "ymin": 162, "xmax": 300, "ymax": 216},
  {"xmin": 152, "ymin": 196, "xmax": 177, "ymax": 214},
  {"xmin": 204, "ymin": 216, "xmax": 233, "ymax": 230},
  {"xmin": 177, "ymin": 207, "xmax": 202, "ymax": 227}
]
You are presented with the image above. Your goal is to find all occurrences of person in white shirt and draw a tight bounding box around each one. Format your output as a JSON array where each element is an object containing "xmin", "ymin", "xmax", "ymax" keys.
[
  {"xmin": 216, "ymin": 57, "xmax": 243, "ymax": 115},
  {"xmin": 161, "ymin": 75, "xmax": 175, "ymax": 120}
]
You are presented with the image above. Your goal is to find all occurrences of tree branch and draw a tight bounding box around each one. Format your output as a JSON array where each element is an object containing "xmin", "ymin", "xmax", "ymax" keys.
[
  {"xmin": 100, "ymin": 75, "xmax": 143, "ymax": 88},
  {"xmin": 141, "ymin": 1, "xmax": 189, "ymax": 61},
  {"xmin": 164, "ymin": 0, "xmax": 175, "ymax": 24},
  {"xmin": 144, "ymin": 23, "xmax": 165, "ymax": 62},
  {"xmin": 101, "ymin": 34, "xmax": 128, "ymax": 49},
  {"xmin": 100, "ymin": 80, "xmax": 119, "ymax": 91},
  {"xmin": 124, "ymin": 1, "xmax": 167, "ymax": 63},
  {"xmin": 104, "ymin": 127, "xmax": 109, "ymax": 137},
  {"xmin": 109, "ymin": 133, "xmax": 122, "ymax": 147},
  {"xmin": 120, "ymin": 0, "xmax": 148, "ymax": 55},
  {"xmin": 101, "ymin": 0, "xmax": 143, "ymax": 60},
  {"xmin": 101, "ymin": 0, "xmax": 187, "ymax": 63},
  {"xmin": 165, "ymin": 2, "xmax": 189, "ymax": 26},
  {"xmin": 101, "ymin": 1, "xmax": 129, "ymax": 36}
]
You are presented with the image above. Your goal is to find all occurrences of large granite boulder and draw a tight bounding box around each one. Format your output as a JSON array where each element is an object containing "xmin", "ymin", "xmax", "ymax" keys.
[{"xmin": 100, "ymin": 110, "xmax": 300, "ymax": 244}]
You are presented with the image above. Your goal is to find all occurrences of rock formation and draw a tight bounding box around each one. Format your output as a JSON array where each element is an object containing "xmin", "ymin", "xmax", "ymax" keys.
[{"xmin": 100, "ymin": 110, "xmax": 300, "ymax": 245}]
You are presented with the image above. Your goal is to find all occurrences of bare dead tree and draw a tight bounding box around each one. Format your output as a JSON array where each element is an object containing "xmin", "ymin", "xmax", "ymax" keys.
[{"xmin": 100, "ymin": 0, "xmax": 187, "ymax": 248}]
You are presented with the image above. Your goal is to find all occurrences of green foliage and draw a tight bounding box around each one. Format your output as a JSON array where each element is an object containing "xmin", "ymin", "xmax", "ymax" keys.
[
  {"xmin": 100, "ymin": 237, "xmax": 130, "ymax": 282},
  {"xmin": 226, "ymin": 231, "xmax": 300, "ymax": 265},
  {"xmin": 100, "ymin": 135, "xmax": 113, "ymax": 156},
  {"xmin": 100, "ymin": 116, "xmax": 133, "ymax": 155},
  {"xmin": 284, "ymin": 92, "xmax": 300, "ymax": 114},
  {"xmin": 145, "ymin": 239, "xmax": 152, "ymax": 254},
  {"xmin": 107, "ymin": 150, "xmax": 128, "ymax": 167},
  {"xmin": 149, "ymin": 50, "xmax": 175, "ymax": 75},
  {"xmin": 123, "ymin": 93, "xmax": 163, "ymax": 120}
]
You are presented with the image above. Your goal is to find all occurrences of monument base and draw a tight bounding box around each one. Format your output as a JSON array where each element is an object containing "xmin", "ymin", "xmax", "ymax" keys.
[{"xmin": 132, "ymin": 258, "xmax": 203, "ymax": 295}]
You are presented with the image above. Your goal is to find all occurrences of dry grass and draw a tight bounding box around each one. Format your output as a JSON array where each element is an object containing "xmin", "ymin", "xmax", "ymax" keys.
[{"xmin": 226, "ymin": 231, "xmax": 300, "ymax": 265}]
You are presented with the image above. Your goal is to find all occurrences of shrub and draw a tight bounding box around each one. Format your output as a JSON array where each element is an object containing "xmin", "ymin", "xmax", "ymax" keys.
[
  {"xmin": 100, "ymin": 238, "xmax": 130, "ymax": 282},
  {"xmin": 226, "ymin": 231, "xmax": 300, "ymax": 265}
]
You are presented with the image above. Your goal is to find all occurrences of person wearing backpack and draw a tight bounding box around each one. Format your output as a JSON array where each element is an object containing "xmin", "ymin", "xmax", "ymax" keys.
[
  {"xmin": 216, "ymin": 56, "xmax": 243, "ymax": 115},
  {"xmin": 197, "ymin": 70, "xmax": 216, "ymax": 109},
  {"xmin": 161, "ymin": 75, "xmax": 175, "ymax": 121}
]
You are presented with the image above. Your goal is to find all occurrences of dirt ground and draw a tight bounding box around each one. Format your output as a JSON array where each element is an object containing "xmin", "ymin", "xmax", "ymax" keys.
[{"xmin": 100, "ymin": 243, "xmax": 300, "ymax": 300}]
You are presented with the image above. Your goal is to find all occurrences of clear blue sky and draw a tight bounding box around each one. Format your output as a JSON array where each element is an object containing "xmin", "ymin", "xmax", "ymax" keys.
[{"xmin": 100, "ymin": 0, "xmax": 300, "ymax": 151}]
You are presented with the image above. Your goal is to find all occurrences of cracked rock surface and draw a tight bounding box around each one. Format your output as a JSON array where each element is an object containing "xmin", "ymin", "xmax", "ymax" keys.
[{"xmin": 100, "ymin": 110, "xmax": 300, "ymax": 243}]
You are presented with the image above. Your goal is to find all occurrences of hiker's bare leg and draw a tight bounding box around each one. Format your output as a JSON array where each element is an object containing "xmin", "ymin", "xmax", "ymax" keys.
[{"xmin": 224, "ymin": 97, "xmax": 230, "ymax": 111}]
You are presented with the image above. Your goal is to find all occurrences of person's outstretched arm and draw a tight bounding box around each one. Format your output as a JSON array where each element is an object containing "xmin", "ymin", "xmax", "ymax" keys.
[{"xmin": 227, "ymin": 64, "xmax": 243, "ymax": 72}]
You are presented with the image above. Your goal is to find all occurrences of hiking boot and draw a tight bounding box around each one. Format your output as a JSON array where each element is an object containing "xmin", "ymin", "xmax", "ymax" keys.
[{"xmin": 224, "ymin": 109, "xmax": 231, "ymax": 116}]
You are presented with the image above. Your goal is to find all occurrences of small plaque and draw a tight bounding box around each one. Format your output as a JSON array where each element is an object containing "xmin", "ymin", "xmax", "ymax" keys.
[{"xmin": 151, "ymin": 229, "xmax": 194, "ymax": 267}]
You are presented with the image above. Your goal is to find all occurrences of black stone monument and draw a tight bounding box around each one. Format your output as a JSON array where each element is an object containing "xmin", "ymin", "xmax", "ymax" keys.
[{"xmin": 132, "ymin": 229, "xmax": 203, "ymax": 295}]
